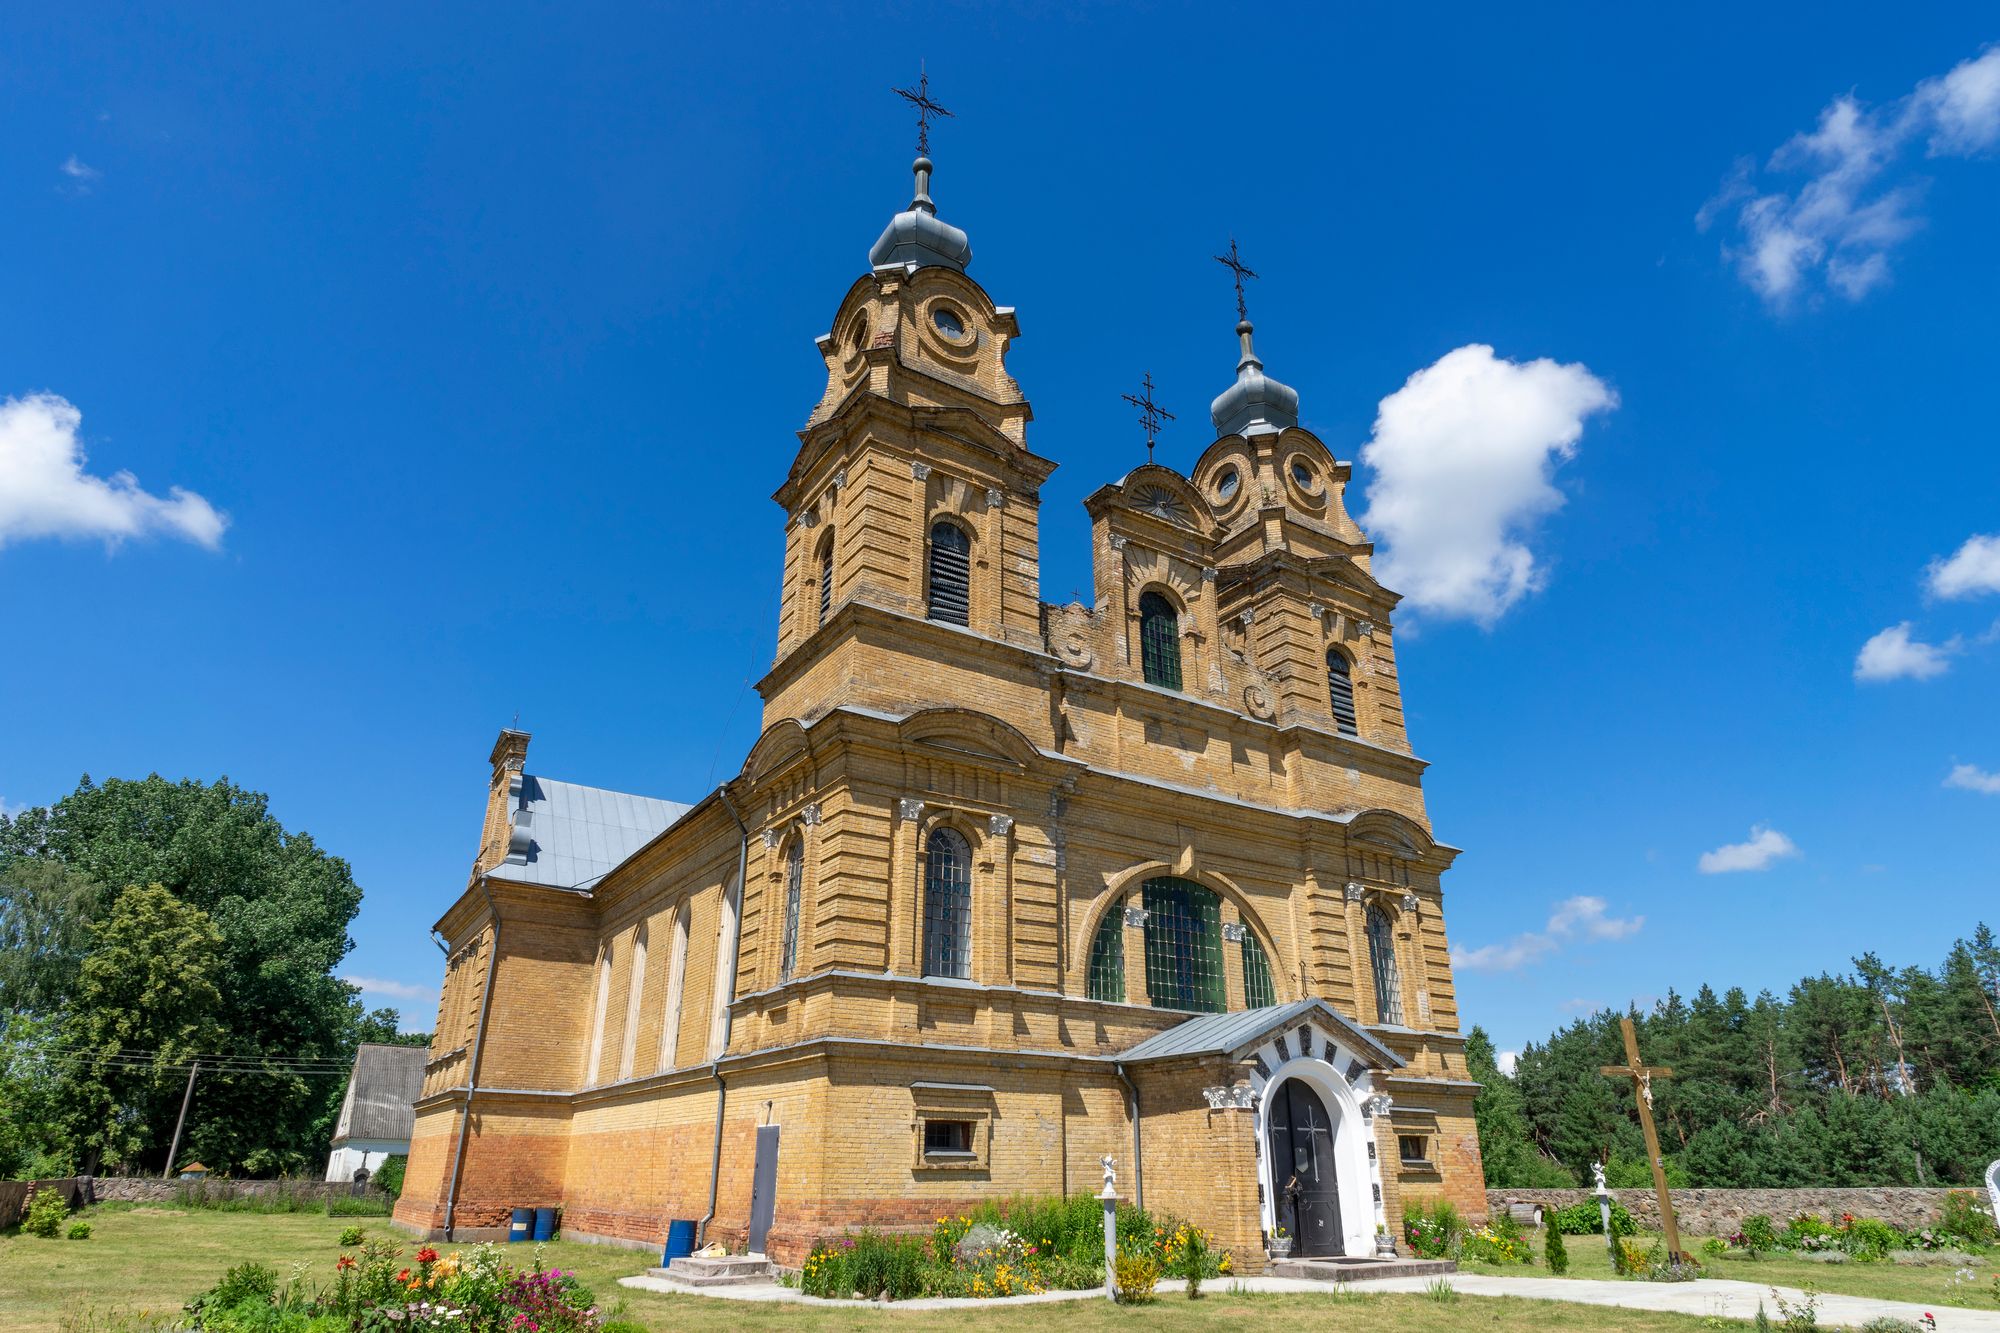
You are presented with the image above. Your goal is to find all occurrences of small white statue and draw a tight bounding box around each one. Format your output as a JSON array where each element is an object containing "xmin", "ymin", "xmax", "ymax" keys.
[
  {"xmin": 1101, "ymin": 1154, "xmax": 1117, "ymax": 1193},
  {"xmin": 1592, "ymin": 1161, "xmax": 1609, "ymax": 1194},
  {"xmin": 1984, "ymin": 1158, "xmax": 1998, "ymax": 1232}
]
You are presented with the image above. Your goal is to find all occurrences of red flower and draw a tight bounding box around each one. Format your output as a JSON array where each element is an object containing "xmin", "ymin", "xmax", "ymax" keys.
[
  {"xmin": 398, "ymin": 1268, "xmax": 411, "ymax": 1282},
  {"xmin": 336, "ymin": 1255, "xmax": 356, "ymax": 1272},
  {"xmin": 416, "ymin": 1247, "xmax": 440, "ymax": 1264}
]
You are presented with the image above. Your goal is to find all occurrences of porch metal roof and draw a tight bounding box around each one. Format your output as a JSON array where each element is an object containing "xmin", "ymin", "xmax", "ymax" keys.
[{"xmin": 1116, "ymin": 998, "xmax": 1404, "ymax": 1070}]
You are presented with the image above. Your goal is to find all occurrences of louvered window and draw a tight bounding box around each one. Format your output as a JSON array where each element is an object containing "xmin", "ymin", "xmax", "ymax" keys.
[
  {"xmin": 927, "ymin": 521, "xmax": 971, "ymax": 625},
  {"xmin": 780, "ymin": 840, "xmax": 803, "ymax": 981},
  {"xmin": 1139, "ymin": 591, "xmax": 1182, "ymax": 690},
  {"xmin": 1142, "ymin": 877, "xmax": 1224, "ymax": 1012},
  {"xmin": 1367, "ymin": 904, "xmax": 1404, "ymax": 1025},
  {"xmin": 1327, "ymin": 648, "xmax": 1358, "ymax": 736},
  {"xmin": 922, "ymin": 827, "xmax": 972, "ymax": 979},
  {"xmin": 1086, "ymin": 908, "xmax": 1125, "ymax": 1002},
  {"xmin": 818, "ymin": 537, "xmax": 834, "ymax": 627},
  {"xmin": 1241, "ymin": 929, "xmax": 1276, "ymax": 1009}
]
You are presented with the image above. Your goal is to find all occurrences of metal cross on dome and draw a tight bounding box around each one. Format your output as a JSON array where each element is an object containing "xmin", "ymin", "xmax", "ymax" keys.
[
  {"xmin": 892, "ymin": 65, "xmax": 953, "ymax": 156},
  {"xmin": 1122, "ymin": 372, "xmax": 1175, "ymax": 463},
  {"xmin": 1214, "ymin": 236, "xmax": 1259, "ymax": 321}
]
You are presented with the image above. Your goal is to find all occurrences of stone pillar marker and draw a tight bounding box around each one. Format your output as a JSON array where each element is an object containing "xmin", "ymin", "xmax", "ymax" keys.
[
  {"xmin": 1099, "ymin": 1154, "xmax": 1119, "ymax": 1303},
  {"xmin": 1601, "ymin": 1016, "xmax": 1683, "ymax": 1263}
]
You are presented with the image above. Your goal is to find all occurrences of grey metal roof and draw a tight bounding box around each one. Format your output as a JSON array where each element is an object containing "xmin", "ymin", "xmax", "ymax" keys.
[
  {"xmin": 331, "ymin": 1044, "xmax": 427, "ymax": 1144},
  {"xmin": 1116, "ymin": 998, "xmax": 1403, "ymax": 1070},
  {"xmin": 1210, "ymin": 320, "xmax": 1300, "ymax": 437},
  {"xmin": 869, "ymin": 156, "xmax": 972, "ymax": 272},
  {"xmin": 487, "ymin": 774, "xmax": 693, "ymax": 891}
]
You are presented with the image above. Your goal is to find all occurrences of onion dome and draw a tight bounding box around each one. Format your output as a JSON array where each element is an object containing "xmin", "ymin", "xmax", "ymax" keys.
[
  {"xmin": 869, "ymin": 156, "xmax": 972, "ymax": 272},
  {"xmin": 1209, "ymin": 319, "xmax": 1299, "ymax": 437}
]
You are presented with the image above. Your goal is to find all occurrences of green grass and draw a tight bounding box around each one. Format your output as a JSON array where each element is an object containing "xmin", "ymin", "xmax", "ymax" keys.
[
  {"xmin": 0, "ymin": 1207, "xmax": 1737, "ymax": 1333},
  {"xmin": 1455, "ymin": 1228, "xmax": 2000, "ymax": 1310}
]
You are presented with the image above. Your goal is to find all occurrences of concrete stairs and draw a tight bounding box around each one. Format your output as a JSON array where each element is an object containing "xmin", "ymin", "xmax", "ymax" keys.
[
  {"xmin": 643, "ymin": 1254, "xmax": 778, "ymax": 1289},
  {"xmin": 1269, "ymin": 1255, "xmax": 1457, "ymax": 1283}
]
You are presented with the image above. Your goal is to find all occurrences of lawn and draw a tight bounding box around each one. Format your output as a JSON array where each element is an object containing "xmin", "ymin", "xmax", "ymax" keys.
[
  {"xmin": 0, "ymin": 1206, "xmax": 1735, "ymax": 1333},
  {"xmin": 1455, "ymin": 1228, "xmax": 2000, "ymax": 1311}
]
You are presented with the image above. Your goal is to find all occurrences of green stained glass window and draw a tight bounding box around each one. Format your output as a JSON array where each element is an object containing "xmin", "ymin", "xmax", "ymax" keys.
[
  {"xmin": 1086, "ymin": 907, "xmax": 1125, "ymax": 1002},
  {"xmin": 1142, "ymin": 877, "xmax": 1224, "ymax": 1013},
  {"xmin": 1139, "ymin": 591, "xmax": 1182, "ymax": 690},
  {"xmin": 1241, "ymin": 929, "xmax": 1276, "ymax": 1009}
]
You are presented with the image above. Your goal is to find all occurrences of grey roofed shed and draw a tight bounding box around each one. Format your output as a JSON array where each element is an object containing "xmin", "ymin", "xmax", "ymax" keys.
[
  {"xmin": 1114, "ymin": 998, "xmax": 1404, "ymax": 1070},
  {"xmin": 487, "ymin": 774, "xmax": 693, "ymax": 892},
  {"xmin": 331, "ymin": 1044, "xmax": 428, "ymax": 1146}
]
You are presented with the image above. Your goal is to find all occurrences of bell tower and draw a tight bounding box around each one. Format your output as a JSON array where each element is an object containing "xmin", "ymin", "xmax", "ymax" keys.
[{"xmin": 761, "ymin": 83, "xmax": 1056, "ymax": 733}]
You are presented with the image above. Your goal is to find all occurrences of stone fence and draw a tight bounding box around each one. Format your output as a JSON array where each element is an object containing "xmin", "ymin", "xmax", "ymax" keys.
[
  {"xmin": 1485, "ymin": 1186, "xmax": 1988, "ymax": 1235},
  {"xmin": 91, "ymin": 1176, "xmax": 384, "ymax": 1206}
]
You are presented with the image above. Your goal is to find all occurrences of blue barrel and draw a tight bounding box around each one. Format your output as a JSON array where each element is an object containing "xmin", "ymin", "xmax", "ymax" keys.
[
  {"xmin": 662, "ymin": 1219, "xmax": 697, "ymax": 1265},
  {"xmin": 532, "ymin": 1206, "xmax": 558, "ymax": 1241},
  {"xmin": 508, "ymin": 1208, "xmax": 532, "ymax": 1243}
]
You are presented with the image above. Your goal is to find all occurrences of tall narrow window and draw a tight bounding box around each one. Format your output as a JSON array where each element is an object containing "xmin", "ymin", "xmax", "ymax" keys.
[
  {"xmin": 922, "ymin": 827, "xmax": 972, "ymax": 979},
  {"xmin": 658, "ymin": 903, "xmax": 689, "ymax": 1073},
  {"xmin": 1327, "ymin": 648, "xmax": 1358, "ymax": 736},
  {"xmin": 706, "ymin": 874, "xmax": 740, "ymax": 1061},
  {"xmin": 1367, "ymin": 905, "xmax": 1404, "ymax": 1025},
  {"xmin": 927, "ymin": 521, "xmax": 971, "ymax": 625},
  {"xmin": 1241, "ymin": 929, "xmax": 1276, "ymax": 1009},
  {"xmin": 817, "ymin": 533, "xmax": 835, "ymax": 627},
  {"xmin": 1141, "ymin": 877, "xmax": 1224, "ymax": 1012},
  {"xmin": 585, "ymin": 943, "xmax": 612, "ymax": 1086},
  {"xmin": 779, "ymin": 840, "xmax": 803, "ymax": 981},
  {"xmin": 1139, "ymin": 591, "xmax": 1183, "ymax": 690},
  {"xmin": 617, "ymin": 924, "xmax": 647, "ymax": 1081},
  {"xmin": 1086, "ymin": 908, "xmax": 1125, "ymax": 1002}
]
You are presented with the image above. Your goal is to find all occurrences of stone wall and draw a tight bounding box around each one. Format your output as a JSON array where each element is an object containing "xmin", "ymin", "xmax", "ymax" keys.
[
  {"xmin": 91, "ymin": 1176, "xmax": 387, "ymax": 1207},
  {"xmin": 1484, "ymin": 1187, "xmax": 1986, "ymax": 1235}
]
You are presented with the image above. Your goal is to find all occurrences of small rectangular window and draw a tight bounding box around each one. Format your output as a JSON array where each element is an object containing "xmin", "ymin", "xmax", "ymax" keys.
[
  {"xmin": 923, "ymin": 1119, "xmax": 973, "ymax": 1155},
  {"xmin": 1398, "ymin": 1134, "xmax": 1430, "ymax": 1165}
]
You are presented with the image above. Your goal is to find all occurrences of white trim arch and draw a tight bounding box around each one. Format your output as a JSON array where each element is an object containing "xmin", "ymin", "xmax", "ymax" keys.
[{"xmin": 1245, "ymin": 1023, "xmax": 1390, "ymax": 1258}]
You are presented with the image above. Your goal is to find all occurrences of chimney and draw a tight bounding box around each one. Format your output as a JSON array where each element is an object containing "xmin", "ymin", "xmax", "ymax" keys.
[{"xmin": 475, "ymin": 729, "xmax": 531, "ymax": 875}]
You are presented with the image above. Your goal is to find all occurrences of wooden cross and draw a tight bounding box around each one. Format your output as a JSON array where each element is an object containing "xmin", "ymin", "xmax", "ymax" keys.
[
  {"xmin": 892, "ymin": 64, "xmax": 953, "ymax": 156},
  {"xmin": 1213, "ymin": 236, "xmax": 1259, "ymax": 321},
  {"xmin": 1600, "ymin": 1016, "xmax": 1685, "ymax": 1263},
  {"xmin": 1121, "ymin": 372, "xmax": 1175, "ymax": 464}
]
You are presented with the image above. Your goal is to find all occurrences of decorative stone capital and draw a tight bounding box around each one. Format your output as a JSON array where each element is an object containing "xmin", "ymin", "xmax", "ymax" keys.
[
  {"xmin": 1358, "ymin": 619, "xmax": 1376, "ymax": 638},
  {"xmin": 1220, "ymin": 922, "xmax": 1246, "ymax": 943},
  {"xmin": 1344, "ymin": 881, "xmax": 1366, "ymax": 904},
  {"xmin": 896, "ymin": 797, "xmax": 925, "ymax": 822},
  {"xmin": 830, "ymin": 469, "xmax": 846, "ymax": 490},
  {"xmin": 910, "ymin": 461, "xmax": 932, "ymax": 481},
  {"xmin": 1308, "ymin": 600, "xmax": 1325, "ymax": 620},
  {"xmin": 985, "ymin": 487, "xmax": 1004, "ymax": 508},
  {"xmin": 1202, "ymin": 566, "xmax": 1218, "ymax": 582},
  {"xmin": 1108, "ymin": 534, "xmax": 1128, "ymax": 552},
  {"xmin": 1364, "ymin": 1092, "xmax": 1394, "ymax": 1120},
  {"xmin": 761, "ymin": 828, "xmax": 781, "ymax": 850},
  {"xmin": 987, "ymin": 813, "xmax": 1014, "ymax": 837},
  {"xmin": 802, "ymin": 803, "xmax": 822, "ymax": 827},
  {"xmin": 800, "ymin": 510, "xmax": 820, "ymax": 529},
  {"xmin": 1400, "ymin": 892, "xmax": 1420, "ymax": 914},
  {"xmin": 1122, "ymin": 905, "xmax": 1150, "ymax": 928}
]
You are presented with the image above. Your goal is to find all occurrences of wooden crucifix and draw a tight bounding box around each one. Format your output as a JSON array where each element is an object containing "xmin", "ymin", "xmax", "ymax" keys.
[{"xmin": 1600, "ymin": 1016, "xmax": 1685, "ymax": 1263}]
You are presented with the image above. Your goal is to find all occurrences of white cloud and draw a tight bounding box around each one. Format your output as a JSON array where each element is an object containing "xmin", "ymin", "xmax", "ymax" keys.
[
  {"xmin": 1945, "ymin": 763, "xmax": 2000, "ymax": 795},
  {"xmin": 0, "ymin": 393, "xmax": 226, "ymax": 551},
  {"xmin": 1927, "ymin": 534, "xmax": 2000, "ymax": 600},
  {"xmin": 60, "ymin": 155, "xmax": 101, "ymax": 182},
  {"xmin": 1702, "ymin": 46, "xmax": 2000, "ymax": 307},
  {"xmin": 1360, "ymin": 345, "xmax": 1617, "ymax": 626},
  {"xmin": 1698, "ymin": 824, "xmax": 1801, "ymax": 874},
  {"xmin": 1450, "ymin": 894, "xmax": 1644, "ymax": 974},
  {"xmin": 1854, "ymin": 621, "xmax": 1957, "ymax": 681},
  {"xmin": 1496, "ymin": 1050, "xmax": 1519, "ymax": 1077},
  {"xmin": 341, "ymin": 974, "xmax": 439, "ymax": 1004}
]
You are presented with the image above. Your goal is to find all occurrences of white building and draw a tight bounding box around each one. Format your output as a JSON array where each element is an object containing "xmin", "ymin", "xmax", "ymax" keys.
[{"xmin": 325, "ymin": 1043, "xmax": 426, "ymax": 1182}]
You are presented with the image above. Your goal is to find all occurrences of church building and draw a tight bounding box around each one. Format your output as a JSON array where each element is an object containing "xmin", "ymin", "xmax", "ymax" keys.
[{"xmin": 395, "ymin": 110, "xmax": 1488, "ymax": 1268}]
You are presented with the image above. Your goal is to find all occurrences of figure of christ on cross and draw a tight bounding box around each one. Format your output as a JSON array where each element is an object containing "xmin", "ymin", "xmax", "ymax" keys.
[{"xmin": 1601, "ymin": 1016, "xmax": 1685, "ymax": 1263}]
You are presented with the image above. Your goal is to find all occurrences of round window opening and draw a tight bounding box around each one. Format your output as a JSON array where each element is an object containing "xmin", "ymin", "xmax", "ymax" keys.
[
  {"xmin": 1215, "ymin": 467, "xmax": 1240, "ymax": 502},
  {"xmin": 932, "ymin": 306, "xmax": 967, "ymax": 339},
  {"xmin": 1290, "ymin": 460, "xmax": 1318, "ymax": 491}
]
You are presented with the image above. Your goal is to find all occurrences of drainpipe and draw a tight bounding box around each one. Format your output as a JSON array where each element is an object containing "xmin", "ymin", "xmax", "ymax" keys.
[
  {"xmin": 443, "ymin": 876, "xmax": 501, "ymax": 1241},
  {"xmin": 1114, "ymin": 1062, "xmax": 1143, "ymax": 1209},
  {"xmin": 697, "ymin": 789, "xmax": 751, "ymax": 1245}
]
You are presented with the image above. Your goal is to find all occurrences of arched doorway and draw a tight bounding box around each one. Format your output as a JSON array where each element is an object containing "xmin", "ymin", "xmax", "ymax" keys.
[{"xmin": 1266, "ymin": 1078, "xmax": 1343, "ymax": 1257}]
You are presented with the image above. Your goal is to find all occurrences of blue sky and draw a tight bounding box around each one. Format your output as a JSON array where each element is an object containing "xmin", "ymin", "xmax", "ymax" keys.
[{"xmin": 4, "ymin": 4, "xmax": 1997, "ymax": 1061}]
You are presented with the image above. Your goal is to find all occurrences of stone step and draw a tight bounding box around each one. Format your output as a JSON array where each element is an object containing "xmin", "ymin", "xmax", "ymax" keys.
[
  {"xmin": 645, "ymin": 1255, "xmax": 778, "ymax": 1289},
  {"xmin": 1269, "ymin": 1256, "xmax": 1458, "ymax": 1283}
]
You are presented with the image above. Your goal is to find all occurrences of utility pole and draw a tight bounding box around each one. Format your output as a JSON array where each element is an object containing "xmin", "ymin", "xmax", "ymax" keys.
[{"xmin": 162, "ymin": 1061, "xmax": 199, "ymax": 1180}]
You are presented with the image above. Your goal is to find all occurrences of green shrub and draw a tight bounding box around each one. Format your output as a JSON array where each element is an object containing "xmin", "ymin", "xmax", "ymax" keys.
[
  {"xmin": 1740, "ymin": 1214, "xmax": 1779, "ymax": 1256},
  {"xmin": 337, "ymin": 1225, "xmax": 365, "ymax": 1247},
  {"xmin": 187, "ymin": 1261, "xmax": 279, "ymax": 1322},
  {"xmin": 1545, "ymin": 1224, "xmax": 1569, "ymax": 1275},
  {"xmin": 1402, "ymin": 1199, "xmax": 1463, "ymax": 1257},
  {"xmin": 21, "ymin": 1186, "xmax": 70, "ymax": 1238},
  {"xmin": 1551, "ymin": 1198, "xmax": 1637, "ymax": 1237},
  {"xmin": 1839, "ymin": 1216, "xmax": 1902, "ymax": 1261},
  {"xmin": 1112, "ymin": 1250, "xmax": 1158, "ymax": 1304},
  {"xmin": 323, "ymin": 1194, "xmax": 389, "ymax": 1217},
  {"xmin": 372, "ymin": 1155, "xmax": 407, "ymax": 1200},
  {"xmin": 1937, "ymin": 1191, "xmax": 1997, "ymax": 1247},
  {"xmin": 66, "ymin": 1219, "xmax": 93, "ymax": 1240},
  {"xmin": 1701, "ymin": 1236, "xmax": 1727, "ymax": 1260}
]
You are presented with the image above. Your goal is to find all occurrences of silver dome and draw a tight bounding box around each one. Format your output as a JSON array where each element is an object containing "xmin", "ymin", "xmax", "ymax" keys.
[
  {"xmin": 869, "ymin": 157, "xmax": 972, "ymax": 272},
  {"xmin": 1209, "ymin": 320, "xmax": 1299, "ymax": 436}
]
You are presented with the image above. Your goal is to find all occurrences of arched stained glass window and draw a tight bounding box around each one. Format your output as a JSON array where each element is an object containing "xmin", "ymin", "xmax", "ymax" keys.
[
  {"xmin": 779, "ymin": 840, "xmax": 804, "ymax": 981},
  {"xmin": 1141, "ymin": 877, "xmax": 1224, "ymax": 1012},
  {"xmin": 818, "ymin": 534, "xmax": 834, "ymax": 627},
  {"xmin": 1327, "ymin": 648, "xmax": 1358, "ymax": 736},
  {"xmin": 1139, "ymin": 591, "xmax": 1182, "ymax": 690},
  {"xmin": 927, "ymin": 521, "xmax": 971, "ymax": 625},
  {"xmin": 1367, "ymin": 904, "xmax": 1404, "ymax": 1025},
  {"xmin": 922, "ymin": 827, "xmax": 972, "ymax": 979},
  {"xmin": 1241, "ymin": 929, "xmax": 1276, "ymax": 1009},
  {"xmin": 1086, "ymin": 907, "xmax": 1125, "ymax": 1002}
]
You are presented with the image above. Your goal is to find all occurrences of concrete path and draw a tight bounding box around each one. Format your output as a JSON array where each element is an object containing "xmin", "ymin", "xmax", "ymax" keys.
[{"xmin": 624, "ymin": 1268, "xmax": 2000, "ymax": 1326}]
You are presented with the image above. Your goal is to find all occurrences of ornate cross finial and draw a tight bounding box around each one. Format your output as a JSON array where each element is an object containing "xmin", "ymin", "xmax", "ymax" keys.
[
  {"xmin": 892, "ymin": 64, "xmax": 953, "ymax": 156},
  {"xmin": 1213, "ymin": 236, "xmax": 1259, "ymax": 321},
  {"xmin": 1121, "ymin": 371, "xmax": 1175, "ymax": 464}
]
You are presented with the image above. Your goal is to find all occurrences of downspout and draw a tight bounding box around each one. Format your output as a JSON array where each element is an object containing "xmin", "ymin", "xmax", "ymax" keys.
[
  {"xmin": 698, "ymin": 788, "xmax": 752, "ymax": 1245},
  {"xmin": 443, "ymin": 876, "xmax": 501, "ymax": 1241},
  {"xmin": 1114, "ymin": 1062, "xmax": 1143, "ymax": 1210}
]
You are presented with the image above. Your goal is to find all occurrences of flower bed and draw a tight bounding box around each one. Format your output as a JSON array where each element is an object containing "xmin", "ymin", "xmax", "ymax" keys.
[
  {"xmin": 1724, "ymin": 1197, "xmax": 1996, "ymax": 1265},
  {"xmin": 183, "ymin": 1236, "xmax": 601, "ymax": 1331}
]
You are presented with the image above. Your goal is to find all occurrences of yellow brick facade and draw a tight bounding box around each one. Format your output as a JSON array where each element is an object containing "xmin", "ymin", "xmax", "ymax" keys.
[{"xmin": 394, "ymin": 171, "xmax": 1488, "ymax": 1268}]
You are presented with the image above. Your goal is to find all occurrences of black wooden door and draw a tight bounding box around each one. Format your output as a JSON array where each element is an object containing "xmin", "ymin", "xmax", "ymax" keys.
[{"xmin": 1267, "ymin": 1080, "xmax": 1342, "ymax": 1257}]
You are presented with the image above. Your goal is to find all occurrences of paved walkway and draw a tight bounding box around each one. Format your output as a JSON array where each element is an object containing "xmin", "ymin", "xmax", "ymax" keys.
[{"xmin": 623, "ymin": 1269, "xmax": 2000, "ymax": 1326}]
